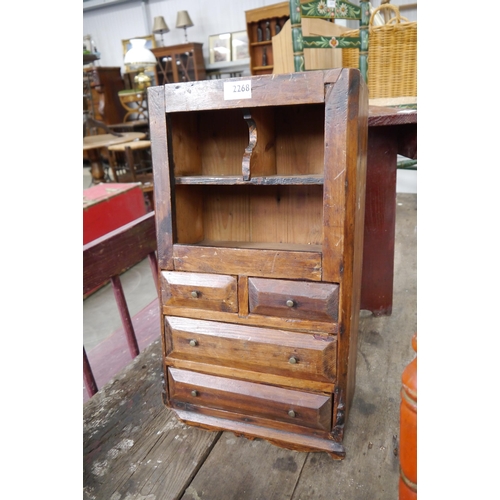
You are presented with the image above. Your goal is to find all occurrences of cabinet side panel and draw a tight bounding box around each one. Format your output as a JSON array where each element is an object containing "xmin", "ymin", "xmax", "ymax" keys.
[
  {"xmin": 344, "ymin": 73, "xmax": 368, "ymax": 417},
  {"xmin": 149, "ymin": 85, "xmax": 174, "ymax": 270},
  {"xmin": 322, "ymin": 81, "xmax": 348, "ymax": 283},
  {"xmin": 325, "ymin": 69, "xmax": 368, "ymax": 420}
]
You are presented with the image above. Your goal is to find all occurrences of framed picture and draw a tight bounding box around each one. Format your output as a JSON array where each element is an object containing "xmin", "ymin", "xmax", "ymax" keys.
[
  {"xmin": 231, "ymin": 30, "xmax": 249, "ymax": 61},
  {"xmin": 122, "ymin": 35, "xmax": 156, "ymax": 56},
  {"xmin": 209, "ymin": 33, "xmax": 232, "ymax": 64}
]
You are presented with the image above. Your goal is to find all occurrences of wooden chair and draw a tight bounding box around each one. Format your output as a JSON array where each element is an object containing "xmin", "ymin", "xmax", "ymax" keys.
[
  {"xmin": 107, "ymin": 140, "xmax": 154, "ymax": 210},
  {"xmin": 288, "ymin": 0, "xmax": 369, "ymax": 80}
]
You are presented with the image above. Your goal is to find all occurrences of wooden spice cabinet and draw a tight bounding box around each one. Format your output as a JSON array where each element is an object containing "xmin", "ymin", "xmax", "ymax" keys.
[{"xmin": 148, "ymin": 68, "xmax": 368, "ymax": 459}]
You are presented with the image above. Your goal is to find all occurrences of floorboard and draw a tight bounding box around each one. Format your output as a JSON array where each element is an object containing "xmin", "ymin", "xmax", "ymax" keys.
[
  {"xmin": 83, "ymin": 340, "xmax": 221, "ymax": 500},
  {"xmin": 181, "ymin": 434, "xmax": 308, "ymax": 500}
]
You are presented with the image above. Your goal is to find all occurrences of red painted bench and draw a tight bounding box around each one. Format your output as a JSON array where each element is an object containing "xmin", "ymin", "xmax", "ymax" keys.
[{"xmin": 83, "ymin": 211, "xmax": 159, "ymax": 398}]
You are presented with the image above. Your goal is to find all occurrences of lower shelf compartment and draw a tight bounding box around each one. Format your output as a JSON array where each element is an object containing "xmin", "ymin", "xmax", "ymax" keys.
[{"xmin": 171, "ymin": 407, "xmax": 346, "ymax": 459}]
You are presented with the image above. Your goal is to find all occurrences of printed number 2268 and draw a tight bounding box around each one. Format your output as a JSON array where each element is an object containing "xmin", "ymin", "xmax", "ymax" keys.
[{"xmin": 233, "ymin": 84, "xmax": 250, "ymax": 93}]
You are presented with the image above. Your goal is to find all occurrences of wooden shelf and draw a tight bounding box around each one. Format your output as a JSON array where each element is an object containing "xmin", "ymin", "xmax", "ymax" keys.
[
  {"xmin": 175, "ymin": 175, "xmax": 324, "ymax": 185},
  {"xmin": 250, "ymin": 41, "xmax": 273, "ymax": 47},
  {"xmin": 175, "ymin": 240, "xmax": 323, "ymax": 253},
  {"xmin": 252, "ymin": 65, "xmax": 274, "ymax": 71}
]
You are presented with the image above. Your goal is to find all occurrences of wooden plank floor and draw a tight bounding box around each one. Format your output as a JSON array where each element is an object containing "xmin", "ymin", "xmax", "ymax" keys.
[{"xmin": 83, "ymin": 193, "xmax": 417, "ymax": 500}]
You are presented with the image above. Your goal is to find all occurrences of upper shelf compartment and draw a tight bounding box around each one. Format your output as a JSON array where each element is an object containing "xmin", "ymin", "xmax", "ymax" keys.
[{"xmin": 169, "ymin": 104, "xmax": 326, "ymax": 182}]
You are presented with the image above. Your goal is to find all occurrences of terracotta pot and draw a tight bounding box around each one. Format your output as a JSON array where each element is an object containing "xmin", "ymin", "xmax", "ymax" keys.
[{"xmin": 399, "ymin": 333, "xmax": 417, "ymax": 499}]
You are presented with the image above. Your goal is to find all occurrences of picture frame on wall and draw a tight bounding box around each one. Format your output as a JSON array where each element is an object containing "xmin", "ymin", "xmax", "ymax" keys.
[
  {"xmin": 231, "ymin": 30, "xmax": 249, "ymax": 61},
  {"xmin": 122, "ymin": 35, "xmax": 157, "ymax": 56},
  {"xmin": 209, "ymin": 33, "xmax": 232, "ymax": 64}
]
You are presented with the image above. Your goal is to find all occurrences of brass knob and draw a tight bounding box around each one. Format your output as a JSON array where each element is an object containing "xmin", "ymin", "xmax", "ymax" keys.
[
  {"xmin": 189, "ymin": 339, "xmax": 198, "ymax": 347},
  {"xmin": 288, "ymin": 356, "xmax": 298, "ymax": 364},
  {"xmin": 191, "ymin": 291, "xmax": 199, "ymax": 298},
  {"xmin": 288, "ymin": 410, "xmax": 296, "ymax": 418},
  {"xmin": 191, "ymin": 390, "xmax": 198, "ymax": 397},
  {"xmin": 286, "ymin": 299, "xmax": 295, "ymax": 308}
]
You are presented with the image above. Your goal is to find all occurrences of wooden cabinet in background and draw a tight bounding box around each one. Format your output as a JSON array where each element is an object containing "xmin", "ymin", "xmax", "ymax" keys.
[
  {"xmin": 148, "ymin": 68, "xmax": 368, "ymax": 458},
  {"xmin": 151, "ymin": 43, "xmax": 206, "ymax": 84},
  {"xmin": 245, "ymin": 2, "xmax": 291, "ymax": 75},
  {"xmin": 245, "ymin": 1, "xmax": 309, "ymax": 75},
  {"xmin": 83, "ymin": 66, "xmax": 125, "ymax": 126}
]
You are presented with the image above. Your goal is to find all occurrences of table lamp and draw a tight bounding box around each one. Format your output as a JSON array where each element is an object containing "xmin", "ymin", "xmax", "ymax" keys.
[
  {"xmin": 124, "ymin": 38, "xmax": 157, "ymax": 91},
  {"xmin": 153, "ymin": 16, "xmax": 169, "ymax": 46},
  {"xmin": 176, "ymin": 10, "xmax": 193, "ymax": 42}
]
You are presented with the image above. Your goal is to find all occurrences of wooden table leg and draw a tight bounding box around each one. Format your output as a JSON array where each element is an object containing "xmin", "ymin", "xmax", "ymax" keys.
[
  {"xmin": 87, "ymin": 148, "xmax": 106, "ymax": 184},
  {"xmin": 360, "ymin": 126, "xmax": 398, "ymax": 316}
]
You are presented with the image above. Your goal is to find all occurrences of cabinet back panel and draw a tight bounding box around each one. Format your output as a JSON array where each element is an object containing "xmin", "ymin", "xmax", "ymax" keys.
[
  {"xmin": 170, "ymin": 105, "xmax": 324, "ymax": 178},
  {"xmin": 174, "ymin": 185, "xmax": 204, "ymax": 243},
  {"xmin": 171, "ymin": 109, "xmax": 248, "ymax": 176},
  {"xmin": 275, "ymin": 105, "xmax": 324, "ymax": 176},
  {"xmin": 200, "ymin": 185, "xmax": 323, "ymax": 245},
  {"xmin": 170, "ymin": 113, "xmax": 202, "ymax": 176}
]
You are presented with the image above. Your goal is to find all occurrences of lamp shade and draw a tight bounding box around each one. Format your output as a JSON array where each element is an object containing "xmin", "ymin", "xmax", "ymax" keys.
[
  {"xmin": 176, "ymin": 10, "xmax": 194, "ymax": 29},
  {"xmin": 153, "ymin": 16, "xmax": 169, "ymax": 35},
  {"xmin": 123, "ymin": 38, "xmax": 157, "ymax": 68}
]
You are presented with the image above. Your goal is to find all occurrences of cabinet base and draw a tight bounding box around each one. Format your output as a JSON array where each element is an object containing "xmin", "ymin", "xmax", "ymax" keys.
[{"xmin": 172, "ymin": 408, "xmax": 346, "ymax": 459}]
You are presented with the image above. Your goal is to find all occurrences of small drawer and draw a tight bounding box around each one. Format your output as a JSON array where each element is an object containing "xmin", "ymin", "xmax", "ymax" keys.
[
  {"xmin": 248, "ymin": 278, "xmax": 339, "ymax": 322},
  {"xmin": 165, "ymin": 316, "xmax": 337, "ymax": 383},
  {"xmin": 161, "ymin": 271, "xmax": 237, "ymax": 313},
  {"xmin": 168, "ymin": 367, "xmax": 332, "ymax": 431}
]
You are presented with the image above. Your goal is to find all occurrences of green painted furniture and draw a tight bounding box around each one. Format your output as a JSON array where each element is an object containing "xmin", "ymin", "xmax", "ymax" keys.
[{"xmin": 289, "ymin": 0, "xmax": 369, "ymax": 81}]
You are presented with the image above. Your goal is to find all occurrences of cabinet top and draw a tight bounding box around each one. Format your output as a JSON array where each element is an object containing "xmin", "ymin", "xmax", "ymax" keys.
[{"xmin": 154, "ymin": 68, "xmax": 362, "ymax": 113}]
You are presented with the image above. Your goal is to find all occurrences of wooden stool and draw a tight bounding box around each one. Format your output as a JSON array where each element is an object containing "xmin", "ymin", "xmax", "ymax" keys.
[{"xmin": 107, "ymin": 140, "xmax": 154, "ymax": 211}]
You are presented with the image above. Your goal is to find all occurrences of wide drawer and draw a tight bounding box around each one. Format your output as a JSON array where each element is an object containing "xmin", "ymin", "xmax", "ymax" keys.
[
  {"xmin": 161, "ymin": 271, "xmax": 237, "ymax": 313},
  {"xmin": 165, "ymin": 316, "xmax": 337, "ymax": 383},
  {"xmin": 168, "ymin": 367, "xmax": 332, "ymax": 431},
  {"xmin": 248, "ymin": 277, "xmax": 339, "ymax": 322}
]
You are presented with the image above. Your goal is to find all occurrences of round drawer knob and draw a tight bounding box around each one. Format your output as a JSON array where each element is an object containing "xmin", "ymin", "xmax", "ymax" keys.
[
  {"xmin": 288, "ymin": 410, "xmax": 296, "ymax": 418},
  {"xmin": 286, "ymin": 299, "xmax": 295, "ymax": 308},
  {"xmin": 191, "ymin": 291, "xmax": 199, "ymax": 298},
  {"xmin": 288, "ymin": 356, "xmax": 298, "ymax": 364},
  {"xmin": 191, "ymin": 390, "xmax": 198, "ymax": 397},
  {"xmin": 189, "ymin": 339, "xmax": 198, "ymax": 347}
]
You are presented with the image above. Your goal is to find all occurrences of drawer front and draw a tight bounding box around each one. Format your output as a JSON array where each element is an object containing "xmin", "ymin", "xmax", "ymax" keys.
[
  {"xmin": 248, "ymin": 278, "xmax": 339, "ymax": 322},
  {"xmin": 168, "ymin": 367, "xmax": 332, "ymax": 431},
  {"xmin": 165, "ymin": 316, "xmax": 337, "ymax": 383},
  {"xmin": 161, "ymin": 271, "xmax": 237, "ymax": 313}
]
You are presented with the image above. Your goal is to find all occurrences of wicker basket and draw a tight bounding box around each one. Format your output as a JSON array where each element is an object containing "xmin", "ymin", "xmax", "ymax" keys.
[{"xmin": 343, "ymin": 3, "xmax": 417, "ymax": 99}]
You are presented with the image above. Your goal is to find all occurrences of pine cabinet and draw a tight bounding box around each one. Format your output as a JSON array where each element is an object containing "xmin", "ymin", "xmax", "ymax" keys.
[
  {"xmin": 148, "ymin": 68, "xmax": 368, "ymax": 458},
  {"xmin": 245, "ymin": 2, "xmax": 291, "ymax": 75}
]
